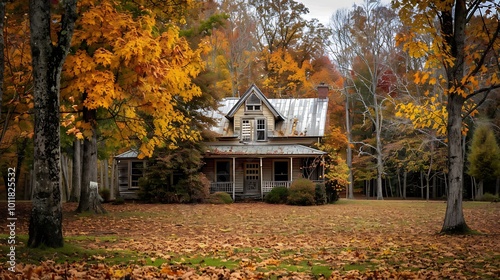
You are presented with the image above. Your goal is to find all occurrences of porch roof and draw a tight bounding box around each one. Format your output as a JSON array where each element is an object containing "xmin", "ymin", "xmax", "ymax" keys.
[
  {"xmin": 115, "ymin": 149, "xmax": 140, "ymax": 159},
  {"xmin": 205, "ymin": 144, "xmax": 326, "ymax": 157}
]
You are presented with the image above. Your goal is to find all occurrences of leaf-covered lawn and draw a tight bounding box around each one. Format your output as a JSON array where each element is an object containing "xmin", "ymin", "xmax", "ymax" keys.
[{"xmin": 1, "ymin": 200, "xmax": 499, "ymax": 279}]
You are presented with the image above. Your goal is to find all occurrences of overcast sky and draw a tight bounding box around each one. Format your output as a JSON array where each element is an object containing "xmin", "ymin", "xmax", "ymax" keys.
[{"xmin": 299, "ymin": 0, "xmax": 391, "ymax": 25}]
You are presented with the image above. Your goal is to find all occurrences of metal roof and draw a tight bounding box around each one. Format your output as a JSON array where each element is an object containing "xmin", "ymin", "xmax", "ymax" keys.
[
  {"xmin": 206, "ymin": 95, "xmax": 328, "ymax": 137},
  {"xmin": 115, "ymin": 149, "xmax": 140, "ymax": 159},
  {"xmin": 206, "ymin": 144, "xmax": 326, "ymax": 157}
]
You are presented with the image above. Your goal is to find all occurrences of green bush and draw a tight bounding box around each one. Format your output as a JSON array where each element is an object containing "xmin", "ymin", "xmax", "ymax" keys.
[
  {"xmin": 99, "ymin": 188, "xmax": 111, "ymax": 203},
  {"xmin": 265, "ymin": 186, "xmax": 289, "ymax": 204},
  {"xmin": 287, "ymin": 178, "xmax": 316, "ymax": 206},
  {"xmin": 139, "ymin": 172, "xmax": 210, "ymax": 203},
  {"xmin": 112, "ymin": 197, "xmax": 125, "ymax": 205},
  {"xmin": 481, "ymin": 193, "xmax": 499, "ymax": 202},
  {"xmin": 315, "ymin": 183, "xmax": 327, "ymax": 205},
  {"xmin": 325, "ymin": 181, "xmax": 340, "ymax": 203},
  {"xmin": 206, "ymin": 192, "xmax": 233, "ymax": 204},
  {"xmin": 175, "ymin": 173, "xmax": 210, "ymax": 203}
]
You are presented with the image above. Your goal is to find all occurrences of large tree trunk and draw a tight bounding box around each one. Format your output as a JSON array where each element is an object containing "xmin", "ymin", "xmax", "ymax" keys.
[
  {"xmin": 28, "ymin": 0, "xmax": 77, "ymax": 248},
  {"xmin": 441, "ymin": 94, "xmax": 469, "ymax": 233},
  {"xmin": 440, "ymin": 0, "xmax": 469, "ymax": 234},
  {"xmin": 76, "ymin": 108, "xmax": 106, "ymax": 214},
  {"xmin": 69, "ymin": 139, "xmax": 81, "ymax": 202}
]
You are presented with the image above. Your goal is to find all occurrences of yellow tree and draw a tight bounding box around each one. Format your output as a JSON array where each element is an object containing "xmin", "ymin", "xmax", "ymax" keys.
[
  {"xmin": 62, "ymin": 0, "xmax": 205, "ymax": 212},
  {"xmin": 394, "ymin": 0, "xmax": 500, "ymax": 233}
]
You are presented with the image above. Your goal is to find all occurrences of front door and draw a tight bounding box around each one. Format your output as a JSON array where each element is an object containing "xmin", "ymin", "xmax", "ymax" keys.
[{"xmin": 244, "ymin": 162, "xmax": 260, "ymax": 194}]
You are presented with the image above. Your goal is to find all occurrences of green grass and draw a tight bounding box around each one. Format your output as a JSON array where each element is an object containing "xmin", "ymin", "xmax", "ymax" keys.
[{"xmin": 0, "ymin": 234, "xmax": 140, "ymax": 265}]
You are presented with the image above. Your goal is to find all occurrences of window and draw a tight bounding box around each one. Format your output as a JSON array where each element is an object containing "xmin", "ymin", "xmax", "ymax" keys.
[
  {"xmin": 256, "ymin": 118, "xmax": 266, "ymax": 141},
  {"xmin": 241, "ymin": 119, "xmax": 252, "ymax": 142},
  {"xmin": 246, "ymin": 93, "xmax": 262, "ymax": 111},
  {"xmin": 216, "ymin": 161, "xmax": 231, "ymax": 182},
  {"xmin": 274, "ymin": 161, "xmax": 289, "ymax": 181},
  {"xmin": 130, "ymin": 161, "xmax": 144, "ymax": 189}
]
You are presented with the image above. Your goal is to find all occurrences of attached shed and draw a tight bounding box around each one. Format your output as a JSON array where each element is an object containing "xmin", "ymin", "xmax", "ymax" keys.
[{"xmin": 114, "ymin": 150, "xmax": 146, "ymax": 199}]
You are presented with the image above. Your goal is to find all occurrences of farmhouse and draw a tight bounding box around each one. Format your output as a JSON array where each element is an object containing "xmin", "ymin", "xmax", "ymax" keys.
[
  {"xmin": 115, "ymin": 84, "xmax": 330, "ymax": 200},
  {"xmin": 201, "ymin": 84, "xmax": 329, "ymax": 200}
]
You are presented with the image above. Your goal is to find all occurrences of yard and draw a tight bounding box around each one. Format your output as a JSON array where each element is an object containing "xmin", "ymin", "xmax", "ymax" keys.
[{"xmin": 1, "ymin": 200, "xmax": 499, "ymax": 279}]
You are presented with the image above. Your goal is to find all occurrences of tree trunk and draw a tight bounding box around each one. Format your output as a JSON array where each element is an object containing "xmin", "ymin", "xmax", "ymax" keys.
[
  {"xmin": 76, "ymin": 108, "xmax": 106, "ymax": 214},
  {"xmin": 496, "ymin": 177, "xmax": 499, "ymax": 196},
  {"xmin": 403, "ymin": 171, "xmax": 407, "ymax": 199},
  {"xmin": 441, "ymin": 94, "xmax": 469, "ymax": 233},
  {"xmin": 60, "ymin": 154, "xmax": 70, "ymax": 202},
  {"xmin": 28, "ymin": 0, "xmax": 77, "ymax": 248},
  {"xmin": 432, "ymin": 173, "xmax": 437, "ymax": 199},
  {"xmin": 110, "ymin": 157, "xmax": 116, "ymax": 200},
  {"xmin": 104, "ymin": 159, "xmax": 109, "ymax": 190},
  {"xmin": 69, "ymin": 139, "xmax": 81, "ymax": 202},
  {"xmin": 475, "ymin": 180, "xmax": 484, "ymax": 201},
  {"xmin": 345, "ymin": 93, "xmax": 354, "ymax": 199}
]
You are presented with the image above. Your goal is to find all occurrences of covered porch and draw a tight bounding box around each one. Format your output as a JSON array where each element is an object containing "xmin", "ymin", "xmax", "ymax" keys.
[{"xmin": 202, "ymin": 144, "xmax": 326, "ymax": 200}]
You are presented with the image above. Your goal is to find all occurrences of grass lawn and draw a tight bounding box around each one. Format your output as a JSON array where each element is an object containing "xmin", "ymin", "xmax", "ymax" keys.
[{"xmin": 1, "ymin": 199, "xmax": 499, "ymax": 279}]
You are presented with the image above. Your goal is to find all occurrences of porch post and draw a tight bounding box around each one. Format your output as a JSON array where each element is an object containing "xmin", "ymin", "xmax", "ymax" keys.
[
  {"xmin": 321, "ymin": 155, "xmax": 325, "ymax": 182},
  {"xmin": 260, "ymin": 157, "xmax": 263, "ymax": 199},
  {"xmin": 290, "ymin": 157, "xmax": 293, "ymax": 186},
  {"xmin": 232, "ymin": 157, "xmax": 236, "ymax": 200}
]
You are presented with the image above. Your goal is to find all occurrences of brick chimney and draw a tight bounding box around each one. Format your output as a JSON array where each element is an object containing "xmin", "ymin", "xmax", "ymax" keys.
[{"xmin": 317, "ymin": 82, "xmax": 329, "ymax": 99}]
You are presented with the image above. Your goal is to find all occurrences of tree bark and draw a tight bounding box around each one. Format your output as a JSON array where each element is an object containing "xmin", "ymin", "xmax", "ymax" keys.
[
  {"xmin": 76, "ymin": 108, "xmax": 106, "ymax": 214},
  {"xmin": 345, "ymin": 94, "xmax": 354, "ymax": 199},
  {"xmin": 442, "ymin": 94, "xmax": 469, "ymax": 233},
  {"xmin": 496, "ymin": 177, "xmax": 499, "ymax": 196},
  {"xmin": 403, "ymin": 171, "xmax": 407, "ymax": 199},
  {"xmin": 28, "ymin": 0, "xmax": 77, "ymax": 248},
  {"xmin": 69, "ymin": 139, "xmax": 81, "ymax": 202},
  {"xmin": 440, "ymin": 0, "xmax": 470, "ymax": 234}
]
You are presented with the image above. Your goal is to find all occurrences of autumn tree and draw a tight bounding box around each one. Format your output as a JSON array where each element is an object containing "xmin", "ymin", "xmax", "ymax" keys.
[
  {"xmin": 28, "ymin": 0, "xmax": 77, "ymax": 248},
  {"xmin": 467, "ymin": 123, "xmax": 500, "ymax": 200},
  {"xmin": 394, "ymin": 0, "xmax": 500, "ymax": 233},
  {"xmin": 329, "ymin": 0, "xmax": 400, "ymax": 200},
  {"xmin": 249, "ymin": 0, "xmax": 330, "ymax": 97},
  {"xmin": 61, "ymin": 0, "xmax": 205, "ymax": 212}
]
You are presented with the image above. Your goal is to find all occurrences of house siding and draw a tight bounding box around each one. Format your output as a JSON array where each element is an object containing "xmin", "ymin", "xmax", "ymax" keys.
[{"xmin": 233, "ymin": 105, "xmax": 275, "ymax": 138}]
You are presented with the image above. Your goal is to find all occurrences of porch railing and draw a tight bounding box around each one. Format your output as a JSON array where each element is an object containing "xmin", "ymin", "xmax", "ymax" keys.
[
  {"xmin": 262, "ymin": 181, "xmax": 291, "ymax": 194},
  {"xmin": 210, "ymin": 182, "xmax": 234, "ymax": 193}
]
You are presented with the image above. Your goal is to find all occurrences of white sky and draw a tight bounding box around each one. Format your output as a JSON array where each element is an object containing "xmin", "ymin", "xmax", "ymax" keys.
[{"xmin": 299, "ymin": 0, "xmax": 391, "ymax": 25}]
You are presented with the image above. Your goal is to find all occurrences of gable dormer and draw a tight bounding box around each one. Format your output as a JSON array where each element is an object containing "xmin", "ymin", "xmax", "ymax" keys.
[{"xmin": 226, "ymin": 85, "xmax": 284, "ymax": 142}]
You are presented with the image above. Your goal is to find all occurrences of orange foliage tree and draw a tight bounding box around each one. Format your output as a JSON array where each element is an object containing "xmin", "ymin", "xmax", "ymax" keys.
[
  {"xmin": 394, "ymin": 0, "xmax": 500, "ymax": 233},
  {"xmin": 61, "ymin": 0, "xmax": 206, "ymax": 212}
]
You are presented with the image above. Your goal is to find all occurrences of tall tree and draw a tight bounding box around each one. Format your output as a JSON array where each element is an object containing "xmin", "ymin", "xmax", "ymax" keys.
[
  {"xmin": 249, "ymin": 0, "xmax": 330, "ymax": 97},
  {"xmin": 395, "ymin": 0, "xmax": 500, "ymax": 233},
  {"xmin": 467, "ymin": 123, "xmax": 500, "ymax": 199},
  {"xmin": 329, "ymin": 0, "xmax": 399, "ymax": 200},
  {"xmin": 61, "ymin": 0, "xmax": 204, "ymax": 212},
  {"xmin": 28, "ymin": 0, "xmax": 77, "ymax": 248}
]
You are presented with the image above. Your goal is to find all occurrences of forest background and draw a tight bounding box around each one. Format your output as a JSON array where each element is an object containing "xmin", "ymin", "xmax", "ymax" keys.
[{"xmin": 0, "ymin": 0, "xmax": 499, "ymax": 238}]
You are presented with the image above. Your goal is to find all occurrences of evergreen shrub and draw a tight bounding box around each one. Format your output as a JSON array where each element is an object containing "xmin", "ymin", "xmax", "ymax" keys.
[
  {"xmin": 481, "ymin": 193, "xmax": 499, "ymax": 202},
  {"xmin": 315, "ymin": 183, "xmax": 327, "ymax": 205},
  {"xmin": 287, "ymin": 178, "xmax": 315, "ymax": 206},
  {"xmin": 206, "ymin": 192, "xmax": 233, "ymax": 204},
  {"xmin": 264, "ymin": 186, "xmax": 289, "ymax": 204}
]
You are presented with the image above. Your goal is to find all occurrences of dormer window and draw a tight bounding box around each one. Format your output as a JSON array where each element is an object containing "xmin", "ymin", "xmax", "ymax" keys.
[{"xmin": 246, "ymin": 93, "xmax": 262, "ymax": 111}]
